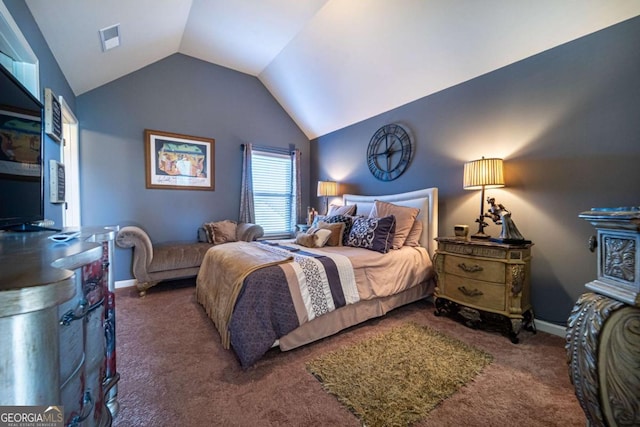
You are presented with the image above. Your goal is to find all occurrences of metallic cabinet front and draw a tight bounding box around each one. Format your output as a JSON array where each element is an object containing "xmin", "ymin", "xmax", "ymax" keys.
[{"xmin": 0, "ymin": 227, "xmax": 119, "ymax": 427}]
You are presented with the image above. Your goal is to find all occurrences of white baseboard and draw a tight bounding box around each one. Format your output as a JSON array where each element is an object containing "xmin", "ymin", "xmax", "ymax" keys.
[
  {"xmin": 115, "ymin": 279, "xmax": 136, "ymax": 289},
  {"xmin": 535, "ymin": 319, "xmax": 566, "ymax": 337}
]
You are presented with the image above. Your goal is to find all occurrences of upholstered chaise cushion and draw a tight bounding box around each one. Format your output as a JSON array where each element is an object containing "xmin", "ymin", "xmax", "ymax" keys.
[
  {"xmin": 117, "ymin": 222, "xmax": 264, "ymax": 296},
  {"xmin": 147, "ymin": 242, "xmax": 213, "ymax": 273}
]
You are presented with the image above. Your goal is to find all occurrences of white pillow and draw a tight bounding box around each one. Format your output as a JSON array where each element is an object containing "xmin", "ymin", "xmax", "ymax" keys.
[
  {"xmin": 312, "ymin": 228, "xmax": 332, "ymax": 247},
  {"xmin": 296, "ymin": 227, "xmax": 333, "ymax": 248},
  {"xmin": 327, "ymin": 204, "xmax": 356, "ymax": 216}
]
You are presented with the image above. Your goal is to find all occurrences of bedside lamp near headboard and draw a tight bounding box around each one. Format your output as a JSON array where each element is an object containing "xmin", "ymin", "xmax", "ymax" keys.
[
  {"xmin": 463, "ymin": 157, "xmax": 504, "ymax": 239},
  {"xmin": 317, "ymin": 180, "xmax": 338, "ymax": 215}
]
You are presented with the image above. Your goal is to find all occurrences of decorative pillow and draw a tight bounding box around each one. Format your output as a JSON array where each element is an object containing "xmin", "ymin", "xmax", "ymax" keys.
[
  {"xmin": 369, "ymin": 200, "xmax": 419, "ymax": 249},
  {"xmin": 346, "ymin": 215, "xmax": 396, "ymax": 254},
  {"xmin": 295, "ymin": 232, "xmax": 318, "ymax": 248},
  {"xmin": 202, "ymin": 222, "xmax": 216, "ymax": 243},
  {"xmin": 317, "ymin": 221, "xmax": 345, "ymax": 246},
  {"xmin": 323, "ymin": 214, "xmax": 356, "ymax": 246},
  {"xmin": 295, "ymin": 228, "xmax": 332, "ymax": 248},
  {"xmin": 312, "ymin": 228, "xmax": 333, "ymax": 247},
  {"xmin": 211, "ymin": 220, "xmax": 237, "ymax": 245},
  {"xmin": 404, "ymin": 220, "xmax": 423, "ymax": 247},
  {"xmin": 327, "ymin": 204, "xmax": 357, "ymax": 217}
]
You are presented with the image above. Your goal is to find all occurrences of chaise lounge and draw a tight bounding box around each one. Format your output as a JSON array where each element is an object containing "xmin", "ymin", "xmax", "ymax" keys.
[{"xmin": 116, "ymin": 221, "xmax": 264, "ymax": 296}]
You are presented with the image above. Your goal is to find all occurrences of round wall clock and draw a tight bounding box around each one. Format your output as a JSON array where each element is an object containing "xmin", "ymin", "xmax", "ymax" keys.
[{"xmin": 367, "ymin": 123, "xmax": 413, "ymax": 181}]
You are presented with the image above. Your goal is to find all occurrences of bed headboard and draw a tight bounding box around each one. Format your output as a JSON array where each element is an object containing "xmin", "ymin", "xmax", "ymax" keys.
[{"xmin": 342, "ymin": 187, "xmax": 439, "ymax": 259}]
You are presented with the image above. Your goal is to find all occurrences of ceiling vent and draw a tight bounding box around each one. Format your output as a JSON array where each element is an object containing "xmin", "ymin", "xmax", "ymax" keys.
[{"xmin": 99, "ymin": 24, "xmax": 120, "ymax": 52}]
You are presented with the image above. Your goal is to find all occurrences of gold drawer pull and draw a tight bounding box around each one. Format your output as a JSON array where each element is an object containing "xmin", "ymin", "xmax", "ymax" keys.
[
  {"xmin": 458, "ymin": 263, "xmax": 483, "ymax": 273},
  {"xmin": 458, "ymin": 286, "xmax": 483, "ymax": 297}
]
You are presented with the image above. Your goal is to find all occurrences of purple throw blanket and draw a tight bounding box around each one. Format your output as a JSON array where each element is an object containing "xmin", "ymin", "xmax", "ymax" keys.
[{"xmin": 228, "ymin": 246, "xmax": 348, "ymax": 369}]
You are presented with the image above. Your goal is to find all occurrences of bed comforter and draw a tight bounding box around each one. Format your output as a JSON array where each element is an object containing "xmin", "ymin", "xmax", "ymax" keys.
[{"xmin": 196, "ymin": 240, "xmax": 431, "ymax": 368}]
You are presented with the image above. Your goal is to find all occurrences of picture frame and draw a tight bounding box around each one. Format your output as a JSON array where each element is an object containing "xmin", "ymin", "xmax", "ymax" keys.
[
  {"xmin": 44, "ymin": 88, "xmax": 62, "ymax": 143},
  {"xmin": 144, "ymin": 129, "xmax": 214, "ymax": 191},
  {"xmin": 0, "ymin": 108, "xmax": 42, "ymax": 180}
]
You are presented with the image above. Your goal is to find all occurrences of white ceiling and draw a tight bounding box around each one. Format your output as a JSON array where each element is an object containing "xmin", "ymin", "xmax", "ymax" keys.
[{"xmin": 25, "ymin": 0, "xmax": 640, "ymax": 139}]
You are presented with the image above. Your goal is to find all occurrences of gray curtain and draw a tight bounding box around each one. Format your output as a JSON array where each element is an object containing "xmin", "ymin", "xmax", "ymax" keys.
[
  {"xmin": 239, "ymin": 143, "xmax": 254, "ymax": 223},
  {"xmin": 292, "ymin": 148, "xmax": 302, "ymax": 228}
]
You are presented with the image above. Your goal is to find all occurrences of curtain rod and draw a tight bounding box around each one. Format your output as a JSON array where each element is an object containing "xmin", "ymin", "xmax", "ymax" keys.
[{"xmin": 240, "ymin": 143, "xmax": 299, "ymax": 155}]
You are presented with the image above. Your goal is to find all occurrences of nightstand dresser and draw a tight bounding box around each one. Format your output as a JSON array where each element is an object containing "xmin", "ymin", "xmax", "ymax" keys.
[{"xmin": 433, "ymin": 237, "xmax": 535, "ymax": 343}]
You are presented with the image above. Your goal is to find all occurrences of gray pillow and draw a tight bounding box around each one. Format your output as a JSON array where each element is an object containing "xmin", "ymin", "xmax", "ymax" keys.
[{"xmin": 327, "ymin": 204, "xmax": 356, "ymax": 216}]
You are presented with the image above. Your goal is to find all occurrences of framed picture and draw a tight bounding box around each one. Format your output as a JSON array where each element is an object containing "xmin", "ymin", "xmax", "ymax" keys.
[
  {"xmin": 144, "ymin": 129, "xmax": 214, "ymax": 191},
  {"xmin": 0, "ymin": 108, "xmax": 42, "ymax": 180},
  {"xmin": 44, "ymin": 88, "xmax": 62, "ymax": 143}
]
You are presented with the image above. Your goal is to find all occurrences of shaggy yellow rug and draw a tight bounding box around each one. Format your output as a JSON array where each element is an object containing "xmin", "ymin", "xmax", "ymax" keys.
[{"xmin": 306, "ymin": 323, "xmax": 493, "ymax": 427}]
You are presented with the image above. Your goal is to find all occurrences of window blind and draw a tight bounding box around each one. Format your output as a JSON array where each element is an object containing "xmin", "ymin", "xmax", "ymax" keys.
[{"xmin": 251, "ymin": 149, "xmax": 296, "ymax": 238}]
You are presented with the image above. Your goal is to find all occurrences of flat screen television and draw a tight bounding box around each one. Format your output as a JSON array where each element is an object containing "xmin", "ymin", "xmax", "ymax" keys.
[{"xmin": 0, "ymin": 64, "xmax": 45, "ymax": 231}]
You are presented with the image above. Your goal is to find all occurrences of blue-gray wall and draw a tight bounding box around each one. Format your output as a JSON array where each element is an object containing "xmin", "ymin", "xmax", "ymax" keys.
[
  {"xmin": 311, "ymin": 16, "xmax": 640, "ymax": 325},
  {"xmin": 76, "ymin": 54, "xmax": 310, "ymax": 281},
  {"xmin": 4, "ymin": 0, "xmax": 76, "ymax": 228}
]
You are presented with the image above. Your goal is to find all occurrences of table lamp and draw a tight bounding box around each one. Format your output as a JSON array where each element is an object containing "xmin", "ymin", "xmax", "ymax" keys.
[
  {"xmin": 317, "ymin": 180, "xmax": 338, "ymax": 214},
  {"xmin": 463, "ymin": 157, "xmax": 504, "ymax": 239}
]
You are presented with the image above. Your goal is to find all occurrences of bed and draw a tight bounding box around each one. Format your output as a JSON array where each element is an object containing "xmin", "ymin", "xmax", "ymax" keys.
[{"xmin": 196, "ymin": 187, "xmax": 439, "ymax": 368}]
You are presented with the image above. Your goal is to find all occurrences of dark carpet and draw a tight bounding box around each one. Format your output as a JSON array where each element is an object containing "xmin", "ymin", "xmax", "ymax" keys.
[{"xmin": 112, "ymin": 279, "xmax": 585, "ymax": 426}]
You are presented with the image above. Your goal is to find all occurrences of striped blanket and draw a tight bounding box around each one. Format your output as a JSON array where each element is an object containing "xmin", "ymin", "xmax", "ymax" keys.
[
  {"xmin": 196, "ymin": 241, "xmax": 358, "ymax": 368},
  {"xmin": 257, "ymin": 242, "xmax": 358, "ymax": 321}
]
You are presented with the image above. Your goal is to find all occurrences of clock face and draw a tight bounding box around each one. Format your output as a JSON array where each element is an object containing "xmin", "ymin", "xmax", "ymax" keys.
[{"xmin": 367, "ymin": 124, "xmax": 412, "ymax": 181}]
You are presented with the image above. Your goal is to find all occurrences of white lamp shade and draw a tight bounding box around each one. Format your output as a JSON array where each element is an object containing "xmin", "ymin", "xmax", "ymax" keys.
[
  {"xmin": 317, "ymin": 180, "xmax": 338, "ymax": 197},
  {"xmin": 463, "ymin": 158, "xmax": 505, "ymax": 189}
]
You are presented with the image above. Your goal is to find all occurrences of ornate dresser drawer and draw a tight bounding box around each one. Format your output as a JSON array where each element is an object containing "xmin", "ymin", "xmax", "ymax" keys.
[
  {"xmin": 441, "ymin": 274, "xmax": 506, "ymax": 311},
  {"xmin": 443, "ymin": 254, "xmax": 505, "ymax": 283}
]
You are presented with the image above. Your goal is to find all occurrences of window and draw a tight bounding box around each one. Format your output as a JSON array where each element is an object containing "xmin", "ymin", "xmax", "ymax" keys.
[
  {"xmin": 251, "ymin": 149, "xmax": 297, "ymax": 238},
  {"xmin": 0, "ymin": 3, "xmax": 39, "ymax": 98}
]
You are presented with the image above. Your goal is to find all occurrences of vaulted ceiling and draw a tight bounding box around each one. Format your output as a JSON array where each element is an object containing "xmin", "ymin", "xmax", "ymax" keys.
[{"xmin": 25, "ymin": 0, "xmax": 640, "ymax": 139}]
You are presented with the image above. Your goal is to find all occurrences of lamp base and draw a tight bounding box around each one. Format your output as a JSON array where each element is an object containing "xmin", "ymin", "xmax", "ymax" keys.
[
  {"xmin": 490, "ymin": 237, "xmax": 532, "ymax": 245},
  {"xmin": 471, "ymin": 232, "xmax": 491, "ymax": 240}
]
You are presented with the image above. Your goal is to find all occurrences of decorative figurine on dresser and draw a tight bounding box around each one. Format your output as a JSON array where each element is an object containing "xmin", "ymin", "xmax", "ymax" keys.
[
  {"xmin": 435, "ymin": 158, "xmax": 535, "ymax": 343},
  {"xmin": 0, "ymin": 227, "xmax": 120, "ymax": 427},
  {"xmin": 566, "ymin": 207, "xmax": 640, "ymax": 427}
]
